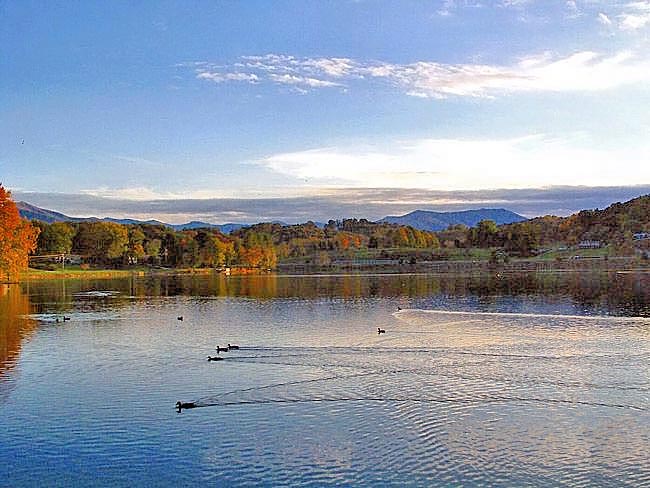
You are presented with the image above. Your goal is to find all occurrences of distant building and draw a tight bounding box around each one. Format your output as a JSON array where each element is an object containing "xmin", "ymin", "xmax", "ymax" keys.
[{"xmin": 578, "ymin": 240, "xmax": 602, "ymax": 249}]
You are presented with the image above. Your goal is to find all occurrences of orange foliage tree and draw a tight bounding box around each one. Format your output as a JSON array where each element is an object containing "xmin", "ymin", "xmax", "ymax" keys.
[{"xmin": 0, "ymin": 185, "xmax": 39, "ymax": 282}]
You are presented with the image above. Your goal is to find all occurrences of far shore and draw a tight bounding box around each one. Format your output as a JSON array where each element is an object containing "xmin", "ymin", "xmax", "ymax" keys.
[{"xmin": 12, "ymin": 255, "xmax": 649, "ymax": 282}]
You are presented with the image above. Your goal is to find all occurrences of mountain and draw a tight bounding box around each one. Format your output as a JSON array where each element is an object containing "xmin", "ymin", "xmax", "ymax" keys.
[
  {"xmin": 19, "ymin": 200, "xmax": 526, "ymax": 234},
  {"xmin": 16, "ymin": 201, "xmax": 247, "ymax": 234},
  {"xmin": 16, "ymin": 201, "xmax": 78, "ymax": 224},
  {"xmin": 104, "ymin": 217, "xmax": 168, "ymax": 226},
  {"xmin": 169, "ymin": 221, "xmax": 247, "ymax": 233},
  {"xmin": 380, "ymin": 208, "xmax": 527, "ymax": 231}
]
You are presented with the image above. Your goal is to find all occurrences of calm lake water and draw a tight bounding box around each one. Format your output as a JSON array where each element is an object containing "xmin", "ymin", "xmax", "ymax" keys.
[{"xmin": 2, "ymin": 272, "xmax": 650, "ymax": 486}]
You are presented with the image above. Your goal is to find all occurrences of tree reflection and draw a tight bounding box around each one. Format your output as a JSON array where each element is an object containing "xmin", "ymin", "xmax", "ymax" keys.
[
  {"xmin": 19, "ymin": 270, "xmax": 650, "ymax": 316},
  {"xmin": 0, "ymin": 285, "xmax": 37, "ymax": 403}
]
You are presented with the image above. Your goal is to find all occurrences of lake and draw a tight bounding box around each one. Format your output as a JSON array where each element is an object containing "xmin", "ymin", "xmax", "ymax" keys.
[{"xmin": 1, "ymin": 271, "xmax": 649, "ymax": 486}]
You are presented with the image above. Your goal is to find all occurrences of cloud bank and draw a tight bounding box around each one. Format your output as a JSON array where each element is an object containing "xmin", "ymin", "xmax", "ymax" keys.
[
  {"xmin": 186, "ymin": 49, "xmax": 650, "ymax": 98},
  {"xmin": 14, "ymin": 185, "xmax": 650, "ymax": 225},
  {"xmin": 258, "ymin": 135, "xmax": 650, "ymax": 190}
]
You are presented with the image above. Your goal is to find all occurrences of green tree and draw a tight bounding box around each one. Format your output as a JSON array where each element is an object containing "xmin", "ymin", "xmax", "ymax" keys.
[
  {"xmin": 73, "ymin": 222, "xmax": 128, "ymax": 264},
  {"xmin": 144, "ymin": 238, "xmax": 162, "ymax": 264},
  {"xmin": 37, "ymin": 222, "xmax": 75, "ymax": 254},
  {"xmin": 126, "ymin": 226, "xmax": 146, "ymax": 264}
]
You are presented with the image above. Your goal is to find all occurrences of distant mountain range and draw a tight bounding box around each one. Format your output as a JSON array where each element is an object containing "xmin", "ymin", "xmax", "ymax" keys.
[
  {"xmin": 16, "ymin": 201, "xmax": 247, "ymax": 234},
  {"xmin": 380, "ymin": 208, "xmax": 527, "ymax": 231},
  {"xmin": 17, "ymin": 201, "xmax": 527, "ymax": 233}
]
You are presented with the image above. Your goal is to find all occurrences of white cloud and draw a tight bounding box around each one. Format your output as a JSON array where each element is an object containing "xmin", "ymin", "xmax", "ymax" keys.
[
  {"xmin": 190, "ymin": 49, "xmax": 650, "ymax": 98},
  {"xmin": 301, "ymin": 57, "xmax": 354, "ymax": 77},
  {"xmin": 597, "ymin": 12, "xmax": 612, "ymax": 25},
  {"xmin": 617, "ymin": 1, "xmax": 650, "ymax": 30},
  {"xmin": 436, "ymin": 0, "xmax": 485, "ymax": 17},
  {"xmin": 500, "ymin": 0, "xmax": 531, "ymax": 6},
  {"xmin": 268, "ymin": 73, "xmax": 342, "ymax": 88},
  {"xmin": 79, "ymin": 187, "xmax": 184, "ymax": 200},
  {"xmin": 566, "ymin": 1, "xmax": 581, "ymax": 18},
  {"xmin": 258, "ymin": 135, "xmax": 650, "ymax": 190},
  {"xmin": 196, "ymin": 72, "xmax": 260, "ymax": 83}
]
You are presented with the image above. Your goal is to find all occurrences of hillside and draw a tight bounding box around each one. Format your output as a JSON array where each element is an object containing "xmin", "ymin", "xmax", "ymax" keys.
[
  {"xmin": 456, "ymin": 194, "xmax": 650, "ymax": 256},
  {"xmin": 16, "ymin": 201, "xmax": 246, "ymax": 234},
  {"xmin": 16, "ymin": 201, "xmax": 77, "ymax": 224},
  {"xmin": 519, "ymin": 194, "xmax": 650, "ymax": 245},
  {"xmin": 380, "ymin": 208, "xmax": 527, "ymax": 231}
]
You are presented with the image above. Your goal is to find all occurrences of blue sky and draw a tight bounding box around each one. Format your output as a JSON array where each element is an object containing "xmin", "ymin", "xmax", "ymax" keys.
[{"xmin": 2, "ymin": 0, "xmax": 650, "ymax": 223}]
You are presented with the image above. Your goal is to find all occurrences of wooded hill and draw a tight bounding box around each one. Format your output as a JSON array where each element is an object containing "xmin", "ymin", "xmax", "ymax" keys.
[{"xmin": 459, "ymin": 194, "xmax": 650, "ymax": 256}]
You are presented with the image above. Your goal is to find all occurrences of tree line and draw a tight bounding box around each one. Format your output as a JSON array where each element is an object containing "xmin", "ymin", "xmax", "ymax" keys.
[
  {"xmin": 30, "ymin": 217, "xmax": 441, "ymax": 269},
  {"xmin": 4, "ymin": 180, "xmax": 649, "ymax": 281}
]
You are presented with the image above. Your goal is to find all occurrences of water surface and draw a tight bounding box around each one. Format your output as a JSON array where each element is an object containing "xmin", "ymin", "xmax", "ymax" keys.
[{"xmin": 1, "ymin": 272, "xmax": 649, "ymax": 486}]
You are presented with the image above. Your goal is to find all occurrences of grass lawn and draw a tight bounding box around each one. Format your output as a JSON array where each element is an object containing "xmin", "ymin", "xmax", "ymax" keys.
[{"xmin": 21, "ymin": 265, "xmax": 216, "ymax": 280}]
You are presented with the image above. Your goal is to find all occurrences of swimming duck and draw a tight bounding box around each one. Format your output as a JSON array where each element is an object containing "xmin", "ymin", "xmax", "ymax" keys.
[
  {"xmin": 378, "ymin": 327, "xmax": 386, "ymax": 334},
  {"xmin": 207, "ymin": 356, "xmax": 224, "ymax": 362},
  {"xmin": 397, "ymin": 306, "xmax": 402, "ymax": 311},
  {"xmin": 63, "ymin": 316, "xmax": 71, "ymax": 321},
  {"xmin": 177, "ymin": 316, "xmax": 183, "ymax": 321},
  {"xmin": 176, "ymin": 401, "xmax": 196, "ymax": 412},
  {"xmin": 215, "ymin": 346, "xmax": 229, "ymax": 353},
  {"xmin": 227, "ymin": 344, "xmax": 240, "ymax": 350}
]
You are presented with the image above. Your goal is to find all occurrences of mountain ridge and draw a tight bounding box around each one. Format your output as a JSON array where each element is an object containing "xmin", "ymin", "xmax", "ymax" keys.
[
  {"xmin": 17, "ymin": 200, "xmax": 527, "ymax": 233},
  {"xmin": 16, "ymin": 201, "xmax": 247, "ymax": 234},
  {"xmin": 379, "ymin": 208, "xmax": 527, "ymax": 231}
]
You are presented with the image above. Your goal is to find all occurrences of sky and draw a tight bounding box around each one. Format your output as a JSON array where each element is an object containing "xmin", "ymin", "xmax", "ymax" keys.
[{"xmin": 2, "ymin": 0, "xmax": 650, "ymax": 223}]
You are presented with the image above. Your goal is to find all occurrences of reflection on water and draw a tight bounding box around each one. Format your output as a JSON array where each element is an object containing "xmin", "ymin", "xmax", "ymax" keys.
[
  {"xmin": 1, "ymin": 272, "xmax": 650, "ymax": 486},
  {"xmin": 0, "ymin": 285, "xmax": 36, "ymax": 377},
  {"xmin": 0, "ymin": 284, "xmax": 37, "ymax": 408},
  {"xmin": 16, "ymin": 271, "xmax": 650, "ymax": 316}
]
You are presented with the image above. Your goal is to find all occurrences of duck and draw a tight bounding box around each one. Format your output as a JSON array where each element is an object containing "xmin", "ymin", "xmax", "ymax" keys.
[
  {"xmin": 176, "ymin": 401, "xmax": 196, "ymax": 412},
  {"xmin": 63, "ymin": 316, "xmax": 71, "ymax": 321},
  {"xmin": 215, "ymin": 346, "xmax": 229, "ymax": 353},
  {"xmin": 207, "ymin": 356, "xmax": 224, "ymax": 362},
  {"xmin": 177, "ymin": 316, "xmax": 183, "ymax": 321},
  {"xmin": 397, "ymin": 306, "xmax": 402, "ymax": 311},
  {"xmin": 377, "ymin": 327, "xmax": 386, "ymax": 334},
  {"xmin": 227, "ymin": 343, "xmax": 240, "ymax": 350}
]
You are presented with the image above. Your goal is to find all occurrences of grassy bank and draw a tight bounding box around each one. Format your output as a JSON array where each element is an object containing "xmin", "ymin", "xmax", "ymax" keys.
[{"xmin": 20, "ymin": 265, "xmax": 216, "ymax": 281}]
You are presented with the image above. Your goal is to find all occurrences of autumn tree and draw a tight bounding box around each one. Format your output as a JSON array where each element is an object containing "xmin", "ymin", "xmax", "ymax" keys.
[
  {"xmin": 35, "ymin": 221, "xmax": 75, "ymax": 254},
  {"xmin": 0, "ymin": 186, "xmax": 39, "ymax": 282},
  {"xmin": 213, "ymin": 236, "xmax": 235, "ymax": 266}
]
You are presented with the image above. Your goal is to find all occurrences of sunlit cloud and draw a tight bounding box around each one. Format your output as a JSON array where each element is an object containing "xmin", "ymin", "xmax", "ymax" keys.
[
  {"xmin": 188, "ymin": 49, "xmax": 650, "ymax": 98},
  {"xmin": 80, "ymin": 187, "xmax": 185, "ymax": 201},
  {"xmin": 14, "ymin": 185, "xmax": 650, "ymax": 223},
  {"xmin": 258, "ymin": 135, "xmax": 650, "ymax": 190}
]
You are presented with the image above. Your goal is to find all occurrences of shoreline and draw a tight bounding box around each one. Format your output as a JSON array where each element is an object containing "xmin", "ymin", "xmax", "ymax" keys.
[
  {"xmin": 19, "ymin": 267, "xmax": 214, "ymax": 281},
  {"xmin": 14, "ymin": 256, "xmax": 649, "ymax": 282}
]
